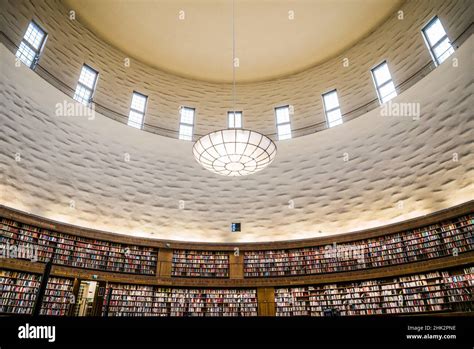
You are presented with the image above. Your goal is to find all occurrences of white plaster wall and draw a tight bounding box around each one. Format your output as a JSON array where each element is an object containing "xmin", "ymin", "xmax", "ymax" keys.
[
  {"xmin": 0, "ymin": 35, "xmax": 472, "ymax": 242},
  {"xmin": 0, "ymin": 0, "xmax": 472, "ymax": 137}
]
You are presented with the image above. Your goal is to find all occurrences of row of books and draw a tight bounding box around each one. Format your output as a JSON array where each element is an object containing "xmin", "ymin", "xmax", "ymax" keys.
[
  {"xmin": 245, "ymin": 214, "xmax": 473, "ymax": 277},
  {"xmin": 0, "ymin": 270, "xmax": 75, "ymax": 315},
  {"xmin": 171, "ymin": 250, "xmax": 230, "ymax": 278},
  {"xmin": 1, "ymin": 217, "xmax": 158, "ymax": 275},
  {"xmin": 275, "ymin": 268, "xmax": 473, "ymax": 316},
  {"xmin": 39, "ymin": 277, "xmax": 75, "ymax": 316},
  {"xmin": 104, "ymin": 284, "xmax": 257, "ymax": 316},
  {"xmin": 243, "ymin": 230, "xmax": 471, "ymax": 266},
  {"xmin": 0, "ymin": 270, "xmax": 41, "ymax": 314}
]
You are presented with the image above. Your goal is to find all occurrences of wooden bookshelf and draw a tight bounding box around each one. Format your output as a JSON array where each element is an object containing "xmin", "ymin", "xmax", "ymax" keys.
[
  {"xmin": 40, "ymin": 277, "xmax": 74, "ymax": 316},
  {"xmin": 1, "ymin": 264, "xmax": 472, "ymax": 316},
  {"xmin": 171, "ymin": 250, "xmax": 229, "ymax": 278},
  {"xmin": 275, "ymin": 267, "xmax": 473, "ymax": 316},
  {"xmin": 0, "ymin": 269, "xmax": 74, "ymax": 316},
  {"xmin": 0, "ymin": 217, "xmax": 158, "ymax": 275},
  {"xmin": 245, "ymin": 214, "xmax": 473, "ymax": 277},
  {"xmin": 103, "ymin": 284, "xmax": 257, "ymax": 316},
  {"xmin": 0, "ymin": 270, "xmax": 41, "ymax": 315}
]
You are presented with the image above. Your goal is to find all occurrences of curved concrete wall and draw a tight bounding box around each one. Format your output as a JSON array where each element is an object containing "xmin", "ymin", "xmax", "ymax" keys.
[
  {"xmin": 0, "ymin": 0, "xmax": 472, "ymax": 137},
  {"xmin": 0, "ymin": 33, "xmax": 472, "ymax": 242}
]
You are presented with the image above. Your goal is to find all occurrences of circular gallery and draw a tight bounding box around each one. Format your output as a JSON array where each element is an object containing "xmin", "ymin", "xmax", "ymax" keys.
[{"xmin": 0, "ymin": 0, "xmax": 472, "ymax": 345}]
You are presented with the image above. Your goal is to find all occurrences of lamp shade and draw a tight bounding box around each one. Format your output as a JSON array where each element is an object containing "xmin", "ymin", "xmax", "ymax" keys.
[{"xmin": 193, "ymin": 129, "xmax": 277, "ymax": 176}]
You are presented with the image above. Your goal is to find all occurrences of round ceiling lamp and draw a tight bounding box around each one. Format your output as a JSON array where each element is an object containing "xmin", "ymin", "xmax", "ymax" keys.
[
  {"xmin": 193, "ymin": 129, "xmax": 276, "ymax": 176},
  {"xmin": 193, "ymin": 0, "xmax": 277, "ymax": 176}
]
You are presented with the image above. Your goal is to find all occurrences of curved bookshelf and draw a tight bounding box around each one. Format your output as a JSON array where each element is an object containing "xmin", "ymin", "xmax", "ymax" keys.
[
  {"xmin": 1, "ymin": 203, "xmax": 472, "ymax": 280},
  {"xmin": 0, "ymin": 202, "xmax": 473, "ymax": 316}
]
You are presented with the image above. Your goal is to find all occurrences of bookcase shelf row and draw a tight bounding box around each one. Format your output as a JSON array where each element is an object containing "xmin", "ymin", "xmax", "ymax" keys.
[
  {"xmin": 0, "ymin": 217, "xmax": 158, "ymax": 275},
  {"xmin": 103, "ymin": 285, "xmax": 257, "ymax": 316},
  {"xmin": 171, "ymin": 250, "xmax": 230, "ymax": 278},
  {"xmin": 275, "ymin": 267, "xmax": 473, "ymax": 316},
  {"xmin": 0, "ymin": 270, "xmax": 74, "ymax": 316},
  {"xmin": 0, "ymin": 270, "xmax": 40, "ymax": 315},
  {"xmin": 244, "ymin": 214, "xmax": 473, "ymax": 277},
  {"xmin": 1, "ymin": 266, "xmax": 471, "ymax": 316},
  {"xmin": 1, "ymin": 212, "xmax": 472, "ymax": 280},
  {"xmin": 40, "ymin": 277, "xmax": 74, "ymax": 316}
]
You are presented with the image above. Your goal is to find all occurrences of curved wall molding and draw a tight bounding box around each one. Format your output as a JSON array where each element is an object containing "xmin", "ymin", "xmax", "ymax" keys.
[{"xmin": 0, "ymin": 0, "xmax": 472, "ymax": 137}]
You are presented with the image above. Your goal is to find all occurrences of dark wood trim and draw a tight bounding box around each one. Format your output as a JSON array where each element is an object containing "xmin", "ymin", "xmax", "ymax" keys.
[
  {"xmin": 32, "ymin": 260, "xmax": 52, "ymax": 316},
  {"xmin": 1, "ymin": 200, "xmax": 472, "ymax": 250},
  {"xmin": 157, "ymin": 248, "xmax": 173, "ymax": 278},
  {"xmin": 68, "ymin": 278, "xmax": 81, "ymax": 316},
  {"xmin": 229, "ymin": 252, "xmax": 244, "ymax": 279},
  {"xmin": 2, "ymin": 252, "xmax": 472, "ymax": 288},
  {"xmin": 91, "ymin": 281, "xmax": 107, "ymax": 316},
  {"xmin": 257, "ymin": 287, "xmax": 276, "ymax": 316}
]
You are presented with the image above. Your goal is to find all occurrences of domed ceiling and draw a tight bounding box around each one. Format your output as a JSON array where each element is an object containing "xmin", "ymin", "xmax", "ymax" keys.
[
  {"xmin": 63, "ymin": 0, "xmax": 403, "ymax": 82},
  {"xmin": 1, "ymin": 37, "xmax": 472, "ymax": 242}
]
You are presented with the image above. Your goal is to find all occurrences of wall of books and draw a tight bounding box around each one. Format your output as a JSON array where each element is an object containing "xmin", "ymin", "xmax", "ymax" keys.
[
  {"xmin": 0, "ymin": 269, "xmax": 74, "ymax": 315},
  {"xmin": 1, "ymin": 267, "xmax": 472, "ymax": 317},
  {"xmin": 275, "ymin": 267, "xmax": 474, "ymax": 316},
  {"xmin": 0, "ymin": 270, "xmax": 41, "ymax": 315},
  {"xmin": 171, "ymin": 250, "xmax": 229, "ymax": 278},
  {"xmin": 1, "ymin": 212, "xmax": 472, "ymax": 280},
  {"xmin": 0, "ymin": 217, "xmax": 158, "ymax": 275},
  {"xmin": 40, "ymin": 277, "xmax": 75, "ymax": 316},
  {"xmin": 245, "ymin": 214, "xmax": 473, "ymax": 277},
  {"xmin": 103, "ymin": 284, "xmax": 257, "ymax": 316}
]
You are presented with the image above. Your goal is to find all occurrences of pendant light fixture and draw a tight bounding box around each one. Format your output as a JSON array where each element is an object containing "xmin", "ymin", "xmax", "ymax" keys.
[{"xmin": 192, "ymin": 0, "xmax": 277, "ymax": 176}]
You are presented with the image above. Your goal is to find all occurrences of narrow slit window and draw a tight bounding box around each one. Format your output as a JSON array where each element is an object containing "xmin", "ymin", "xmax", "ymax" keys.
[
  {"xmin": 128, "ymin": 92, "xmax": 147, "ymax": 129},
  {"xmin": 16, "ymin": 20, "xmax": 47, "ymax": 68},
  {"xmin": 422, "ymin": 16, "xmax": 454, "ymax": 66},
  {"xmin": 371, "ymin": 61, "xmax": 397, "ymax": 104},
  {"xmin": 228, "ymin": 111, "xmax": 242, "ymax": 129},
  {"xmin": 322, "ymin": 90, "xmax": 343, "ymax": 128},
  {"xmin": 179, "ymin": 107, "xmax": 195, "ymax": 141},
  {"xmin": 74, "ymin": 64, "xmax": 99, "ymax": 105},
  {"xmin": 275, "ymin": 106, "xmax": 292, "ymax": 140}
]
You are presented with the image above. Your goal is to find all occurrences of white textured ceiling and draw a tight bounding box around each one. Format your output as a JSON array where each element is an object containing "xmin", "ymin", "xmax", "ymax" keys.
[
  {"xmin": 0, "ymin": 37, "xmax": 473, "ymax": 243},
  {"xmin": 63, "ymin": 0, "xmax": 403, "ymax": 82}
]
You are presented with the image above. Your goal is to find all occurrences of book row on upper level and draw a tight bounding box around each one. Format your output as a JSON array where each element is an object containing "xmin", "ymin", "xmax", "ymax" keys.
[
  {"xmin": 1, "ymin": 212, "xmax": 472, "ymax": 278},
  {"xmin": 1, "ymin": 267, "xmax": 472, "ymax": 317},
  {"xmin": 243, "ymin": 213, "xmax": 473, "ymax": 277},
  {"xmin": 12, "ymin": 15, "xmax": 456, "ymax": 140},
  {"xmin": 0, "ymin": 217, "xmax": 158, "ymax": 275}
]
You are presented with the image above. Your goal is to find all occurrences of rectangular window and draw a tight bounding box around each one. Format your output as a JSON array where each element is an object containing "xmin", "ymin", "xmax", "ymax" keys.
[
  {"xmin": 275, "ymin": 106, "xmax": 292, "ymax": 140},
  {"xmin": 179, "ymin": 107, "xmax": 195, "ymax": 141},
  {"xmin": 371, "ymin": 61, "xmax": 397, "ymax": 104},
  {"xmin": 422, "ymin": 16, "xmax": 454, "ymax": 66},
  {"xmin": 322, "ymin": 90, "xmax": 343, "ymax": 128},
  {"xmin": 16, "ymin": 20, "xmax": 47, "ymax": 68},
  {"xmin": 128, "ymin": 92, "xmax": 147, "ymax": 129},
  {"xmin": 74, "ymin": 64, "xmax": 99, "ymax": 105},
  {"xmin": 228, "ymin": 111, "xmax": 242, "ymax": 129}
]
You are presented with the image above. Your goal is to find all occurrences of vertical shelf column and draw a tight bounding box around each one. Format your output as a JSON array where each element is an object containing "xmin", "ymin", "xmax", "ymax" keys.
[
  {"xmin": 157, "ymin": 248, "xmax": 173, "ymax": 278},
  {"xmin": 32, "ymin": 260, "xmax": 53, "ymax": 316},
  {"xmin": 229, "ymin": 252, "xmax": 244, "ymax": 279},
  {"xmin": 257, "ymin": 287, "xmax": 276, "ymax": 316},
  {"xmin": 68, "ymin": 278, "xmax": 81, "ymax": 316},
  {"xmin": 91, "ymin": 281, "xmax": 107, "ymax": 316}
]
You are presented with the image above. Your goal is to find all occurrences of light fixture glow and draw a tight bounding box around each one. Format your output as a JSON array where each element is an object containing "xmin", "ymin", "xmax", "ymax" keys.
[
  {"xmin": 192, "ymin": 0, "xmax": 277, "ymax": 176},
  {"xmin": 193, "ymin": 129, "xmax": 276, "ymax": 176}
]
